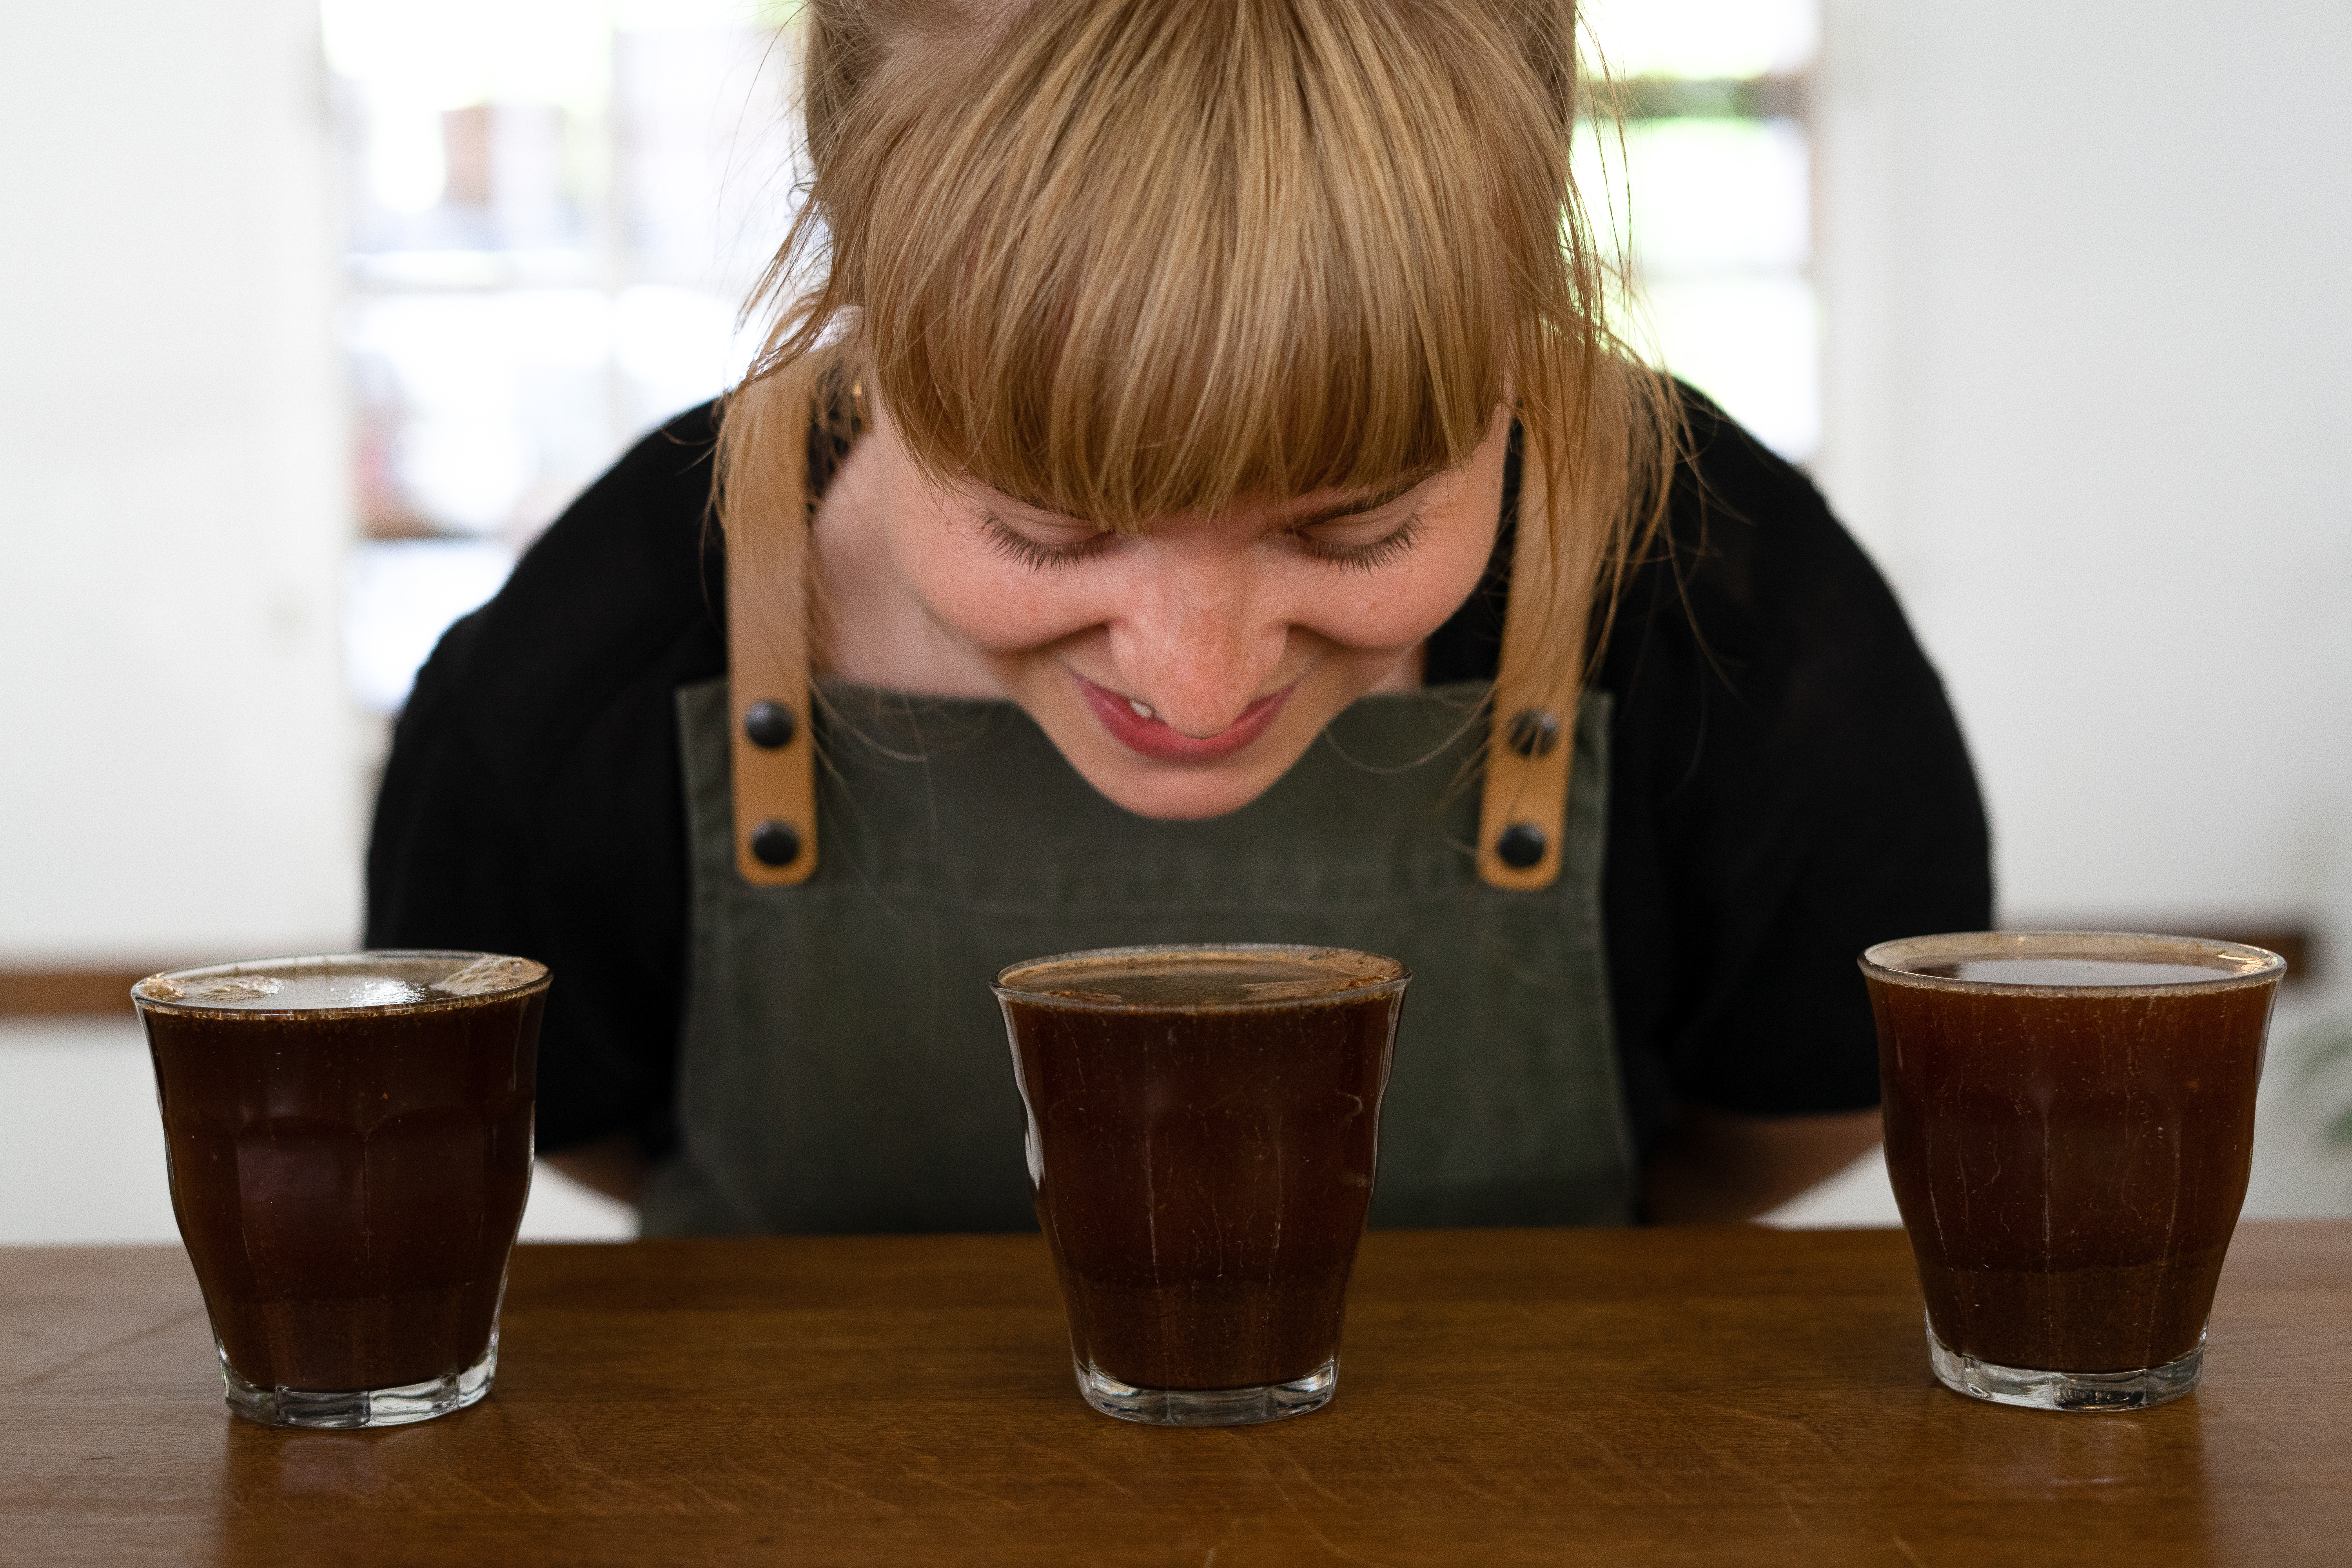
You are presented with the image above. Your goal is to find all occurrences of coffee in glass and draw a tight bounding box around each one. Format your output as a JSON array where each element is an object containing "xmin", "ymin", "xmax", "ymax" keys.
[
  {"xmin": 1862, "ymin": 931, "xmax": 2283, "ymax": 1410},
  {"xmin": 995, "ymin": 944, "xmax": 1408, "ymax": 1426},
  {"xmin": 133, "ymin": 951, "xmax": 549, "ymax": 1428}
]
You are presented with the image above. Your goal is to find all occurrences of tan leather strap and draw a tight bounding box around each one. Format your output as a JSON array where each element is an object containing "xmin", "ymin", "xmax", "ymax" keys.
[
  {"xmin": 1477, "ymin": 435, "xmax": 1594, "ymax": 891},
  {"xmin": 724, "ymin": 355, "xmax": 840, "ymax": 887}
]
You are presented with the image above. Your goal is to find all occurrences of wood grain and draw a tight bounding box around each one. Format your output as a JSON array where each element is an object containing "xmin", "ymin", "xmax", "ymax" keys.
[{"xmin": 4, "ymin": 1224, "xmax": 2347, "ymax": 1566}]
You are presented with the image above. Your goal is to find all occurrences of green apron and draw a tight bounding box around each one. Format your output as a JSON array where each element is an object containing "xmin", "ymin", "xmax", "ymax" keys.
[{"xmin": 639, "ymin": 678, "xmax": 1636, "ymax": 1234}]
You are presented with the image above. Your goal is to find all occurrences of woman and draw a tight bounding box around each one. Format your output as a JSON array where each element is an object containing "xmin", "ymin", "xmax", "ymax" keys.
[{"xmin": 367, "ymin": 0, "xmax": 1989, "ymax": 1230}]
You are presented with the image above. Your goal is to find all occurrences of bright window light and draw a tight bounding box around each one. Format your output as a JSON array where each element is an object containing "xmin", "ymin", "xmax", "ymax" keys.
[
  {"xmin": 1624, "ymin": 118, "xmax": 1810, "ymax": 277},
  {"xmin": 328, "ymin": 0, "xmax": 791, "ymax": 711},
  {"xmin": 1581, "ymin": 0, "xmax": 1821, "ymax": 462},
  {"xmin": 344, "ymin": 541, "xmax": 519, "ymax": 714},
  {"xmin": 1646, "ymin": 277, "xmax": 1822, "ymax": 460},
  {"xmin": 1583, "ymin": 0, "xmax": 1818, "ymax": 80}
]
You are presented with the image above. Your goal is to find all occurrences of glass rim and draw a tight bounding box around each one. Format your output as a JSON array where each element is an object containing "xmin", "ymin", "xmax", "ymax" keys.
[
  {"xmin": 131, "ymin": 949, "xmax": 551, "ymax": 1018},
  {"xmin": 993, "ymin": 941, "xmax": 1409, "ymax": 1012},
  {"xmin": 1859, "ymin": 930, "xmax": 2286, "ymax": 996}
]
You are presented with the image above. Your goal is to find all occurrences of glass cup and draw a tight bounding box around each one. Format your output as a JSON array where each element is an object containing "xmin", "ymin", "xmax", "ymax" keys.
[
  {"xmin": 1861, "ymin": 931, "xmax": 2284, "ymax": 1411},
  {"xmin": 994, "ymin": 943, "xmax": 1409, "ymax": 1426},
  {"xmin": 132, "ymin": 951, "xmax": 550, "ymax": 1428}
]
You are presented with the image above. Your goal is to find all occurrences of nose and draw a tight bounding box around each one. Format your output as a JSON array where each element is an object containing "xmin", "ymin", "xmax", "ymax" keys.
[{"xmin": 1106, "ymin": 551, "xmax": 1289, "ymax": 738}]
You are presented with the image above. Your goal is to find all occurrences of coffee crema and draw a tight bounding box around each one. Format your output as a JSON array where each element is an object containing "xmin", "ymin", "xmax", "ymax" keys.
[
  {"xmin": 135, "ymin": 953, "xmax": 545, "ymax": 1012},
  {"xmin": 998, "ymin": 947, "xmax": 1399, "ymax": 1009}
]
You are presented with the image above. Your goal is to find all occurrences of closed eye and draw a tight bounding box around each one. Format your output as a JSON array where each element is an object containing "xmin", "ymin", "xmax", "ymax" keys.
[
  {"xmin": 974, "ymin": 476, "xmax": 1435, "ymax": 573},
  {"xmin": 980, "ymin": 511, "xmax": 1116, "ymax": 570},
  {"xmin": 1290, "ymin": 508, "xmax": 1426, "ymax": 572}
]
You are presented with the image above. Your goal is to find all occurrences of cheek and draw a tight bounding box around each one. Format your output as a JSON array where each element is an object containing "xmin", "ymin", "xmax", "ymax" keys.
[
  {"xmin": 897, "ymin": 531, "xmax": 1104, "ymax": 653},
  {"xmin": 1287, "ymin": 566, "xmax": 1482, "ymax": 650},
  {"xmin": 1287, "ymin": 525, "xmax": 1499, "ymax": 652}
]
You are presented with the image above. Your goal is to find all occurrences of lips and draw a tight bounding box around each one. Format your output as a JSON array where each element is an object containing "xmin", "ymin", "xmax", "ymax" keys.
[{"xmin": 1076, "ymin": 674, "xmax": 1293, "ymax": 763}]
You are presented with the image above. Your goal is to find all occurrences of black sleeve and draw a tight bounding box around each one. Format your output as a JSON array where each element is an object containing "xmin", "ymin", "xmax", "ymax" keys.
[
  {"xmin": 1598, "ymin": 394, "xmax": 1994, "ymax": 1142},
  {"xmin": 365, "ymin": 405, "xmax": 729, "ymax": 1156}
]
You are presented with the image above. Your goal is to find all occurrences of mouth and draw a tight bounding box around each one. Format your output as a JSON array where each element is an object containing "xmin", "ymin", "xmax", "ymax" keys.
[{"xmin": 1075, "ymin": 674, "xmax": 1294, "ymax": 764}]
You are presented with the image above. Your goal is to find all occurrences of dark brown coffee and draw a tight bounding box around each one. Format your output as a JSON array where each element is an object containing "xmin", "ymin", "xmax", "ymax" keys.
[
  {"xmin": 136, "ymin": 954, "xmax": 547, "ymax": 1394},
  {"xmin": 1867, "ymin": 940, "xmax": 2277, "ymax": 1373},
  {"xmin": 997, "ymin": 946, "xmax": 1405, "ymax": 1394}
]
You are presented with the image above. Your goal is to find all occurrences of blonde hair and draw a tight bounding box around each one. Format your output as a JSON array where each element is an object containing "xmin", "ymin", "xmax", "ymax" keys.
[{"xmin": 721, "ymin": 0, "xmax": 1675, "ymax": 692}]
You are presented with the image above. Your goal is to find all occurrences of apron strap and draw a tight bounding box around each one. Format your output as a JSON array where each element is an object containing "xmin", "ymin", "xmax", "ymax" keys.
[
  {"xmin": 1476, "ymin": 434, "xmax": 1592, "ymax": 891},
  {"xmin": 722, "ymin": 353, "xmax": 840, "ymax": 887}
]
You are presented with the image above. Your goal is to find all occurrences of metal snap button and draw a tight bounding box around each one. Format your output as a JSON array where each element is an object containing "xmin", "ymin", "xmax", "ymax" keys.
[
  {"xmin": 750, "ymin": 819, "xmax": 802, "ymax": 867},
  {"xmin": 1496, "ymin": 822, "xmax": 1547, "ymax": 869},
  {"xmin": 744, "ymin": 701, "xmax": 797, "ymax": 750}
]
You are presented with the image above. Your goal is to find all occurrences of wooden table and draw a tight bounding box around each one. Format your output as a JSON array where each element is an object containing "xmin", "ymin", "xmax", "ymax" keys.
[{"xmin": 5, "ymin": 1224, "xmax": 2347, "ymax": 1566}]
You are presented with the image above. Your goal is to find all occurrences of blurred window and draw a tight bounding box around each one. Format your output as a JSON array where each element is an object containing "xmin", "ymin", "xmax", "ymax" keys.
[
  {"xmin": 1582, "ymin": 0, "xmax": 1820, "ymax": 461},
  {"xmin": 328, "ymin": 0, "xmax": 791, "ymax": 712}
]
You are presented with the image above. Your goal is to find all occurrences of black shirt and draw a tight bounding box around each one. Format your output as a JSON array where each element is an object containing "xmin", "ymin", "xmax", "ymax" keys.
[{"xmin": 366, "ymin": 392, "xmax": 1991, "ymax": 1163}]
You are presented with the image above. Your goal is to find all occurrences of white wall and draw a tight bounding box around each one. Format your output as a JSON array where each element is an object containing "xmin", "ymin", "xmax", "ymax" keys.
[
  {"xmin": 1815, "ymin": 0, "xmax": 2352, "ymax": 935},
  {"xmin": 0, "ymin": 0, "xmax": 361, "ymax": 964}
]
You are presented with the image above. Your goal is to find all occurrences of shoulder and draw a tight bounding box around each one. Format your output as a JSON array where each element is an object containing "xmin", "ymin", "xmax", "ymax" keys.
[
  {"xmin": 405, "ymin": 401, "xmax": 730, "ymax": 802},
  {"xmin": 1599, "ymin": 387, "xmax": 1931, "ymax": 730},
  {"xmin": 370, "ymin": 403, "xmax": 727, "ymax": 1154},
  {"xmin": 1671, "ymin": 389, "xmax": 1899, "ymax": 650}
]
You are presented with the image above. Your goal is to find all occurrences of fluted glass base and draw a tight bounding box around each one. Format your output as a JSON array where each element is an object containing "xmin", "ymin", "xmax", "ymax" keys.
[
  {"xmin": 220, "ymin": 1331, "xmax": 497, "ymax": 1429},
  {"xmin": 1074, "ymin": 1356, "xmax": 1337, "ymax": 1426},
  {"xmin": 1927, "ymin": 1316, "xmax": 2202, "ymax": 1412}
]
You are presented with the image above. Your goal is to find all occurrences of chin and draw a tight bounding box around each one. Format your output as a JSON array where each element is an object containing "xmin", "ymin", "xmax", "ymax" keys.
[{"xmin": 1079, "ymin": 762, "xmax": 1287, "ymax": 822}]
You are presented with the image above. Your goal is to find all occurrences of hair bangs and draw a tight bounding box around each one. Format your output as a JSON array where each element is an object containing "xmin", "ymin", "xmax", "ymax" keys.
[{"xmin": 848, "ymin": 0, "xmax": 1561, "ymax": 528}]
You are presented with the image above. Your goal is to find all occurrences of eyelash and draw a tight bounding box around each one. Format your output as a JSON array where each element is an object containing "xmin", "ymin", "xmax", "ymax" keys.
[
  {"xmin": 980, "ymin": 515, "xmax": 1116, "ymax": 570},
  {"xmin": 1293, "ymin": 509, "xmax": 1426, "ymax": 572},
  {"xmin": 979, "ymin": 509, "xmax": 1426, "ymax": 573}
]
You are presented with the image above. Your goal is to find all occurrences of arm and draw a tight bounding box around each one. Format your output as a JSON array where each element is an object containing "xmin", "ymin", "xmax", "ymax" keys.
[
  {"xmin": 1641, "ymin": 1104, "xmax": 1884, "ymax": 1224},
  {"xmin": 366, "ymin": 413, "xmax": 730, "ymax": 1195},
  {"xmin": 1599, "ymin": 400, "xmax": 1986, "ymax": 1226}
]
